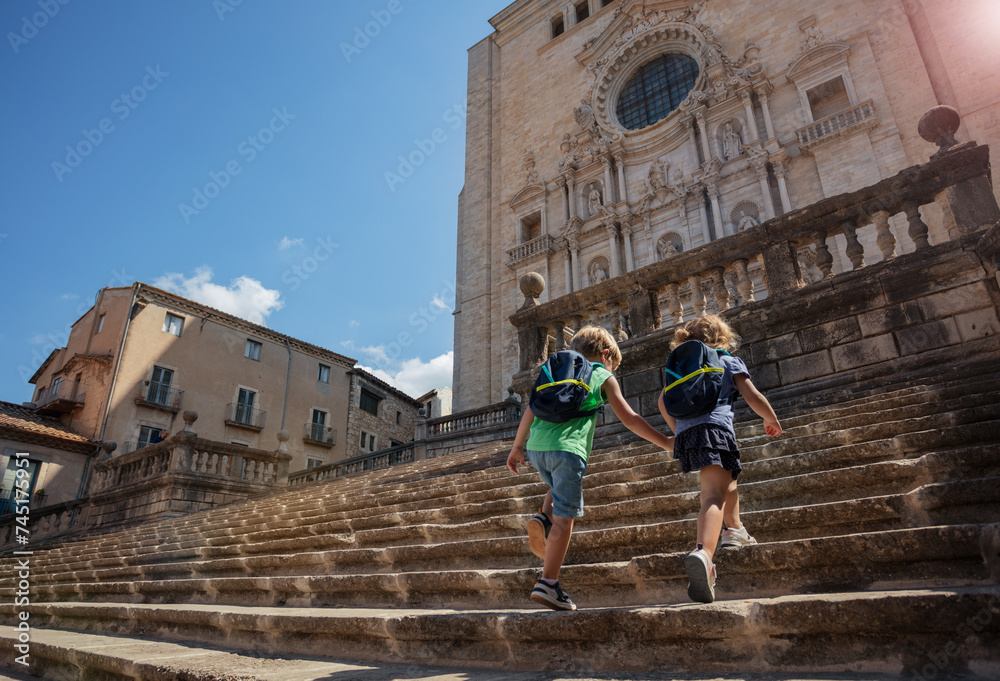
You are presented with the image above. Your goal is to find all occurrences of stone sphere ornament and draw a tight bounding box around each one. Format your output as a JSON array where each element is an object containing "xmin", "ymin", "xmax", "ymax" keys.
[
  {"xmin": 918, "ymin": 105, "xmax": 961, "ymax": 158},
  {"xmin": 518, "ymin": 272, "xmax": 546, "ymax": 311}
]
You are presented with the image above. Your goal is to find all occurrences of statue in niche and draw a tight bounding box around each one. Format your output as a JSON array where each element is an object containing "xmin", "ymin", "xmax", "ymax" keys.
[
  {"xmin": 737, "ymin": 211, "xmax": 759, "ymax": 231},
  {"xmin": 657, "ymin": 238, "xmax": 680, "ymax": 261},
  {"xmin": 648, "ymin": 161, "xmax": 668, "ymax": 191},
  {"xmin": 574, "ymin": 99, "xmax": 597, "ymax": 135},
  {"xmin": 723, "ymin": 122, "xmax": 743, "ymax": 160},
  {"xmin": 592, "ymin": 265, "xmax": 609, "ymax": 284},
  {"xmin": 588, "ymin": 183, "xmax": 610, "ymax": 218}
]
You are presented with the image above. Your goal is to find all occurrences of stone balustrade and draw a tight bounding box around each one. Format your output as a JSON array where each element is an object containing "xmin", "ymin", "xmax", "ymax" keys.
[
  {"xmin": 506, "ymin": 234, "xmax": 554, "ymax": 268},
  {"xmin": 510, "ymin": 143, "xmax": 999, "ymax": 395},
  {"xmin": 0, "ymin": 499, "xmax": 88, "ymax": 548},
  {"xmin": 797, "ymin": 99, "xmax": 877, "ymax": 149},
  {"xmin": 426, "ymin": 401, "xmax": 522, "ymax": 436},
  {"xmin": 288, "ymin": 443, "xmax": 415, "ymax": 485},
  {"xmin": 86, "ymin": 413, "xmax": 291, "ymax": 529}
]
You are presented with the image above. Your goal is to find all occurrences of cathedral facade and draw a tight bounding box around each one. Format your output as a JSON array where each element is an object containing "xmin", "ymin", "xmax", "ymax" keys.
[{"xmin": 452, "ymin": 0, "xmax": 1000, "ymax": 410}]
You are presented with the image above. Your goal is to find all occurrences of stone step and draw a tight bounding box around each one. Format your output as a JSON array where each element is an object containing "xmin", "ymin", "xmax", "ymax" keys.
[
  {"xmin": 6, "ymin": 587, "xmax": 998, "ymax": 676},
  {"xmin": 17, "ymin": 415, "xmax": 999, "ymax": 578},
  {"xmin": 17, "ymin": 476, "xmax": 1000, "ymax": 594},
  {"xmin": 23, "ymin": 524, "xmax": 994, "ymax": 611}
]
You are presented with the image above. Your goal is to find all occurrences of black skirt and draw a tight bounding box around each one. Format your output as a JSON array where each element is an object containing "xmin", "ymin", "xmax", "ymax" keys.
[{"xmin": 673, "ymin": 423, "xmax": 742, "ymax": 479}]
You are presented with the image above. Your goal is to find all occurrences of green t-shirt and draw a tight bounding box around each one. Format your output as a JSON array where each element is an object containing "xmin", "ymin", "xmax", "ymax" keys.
[{"xmin": 526, "ymin": 363, "xmax": 613, "ymax": 463}]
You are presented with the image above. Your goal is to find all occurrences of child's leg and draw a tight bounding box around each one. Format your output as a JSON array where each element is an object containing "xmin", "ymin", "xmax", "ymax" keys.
[
  {"xmin": 541, "ymin": 489, "xmax": 554, "ymax": 516},
  {"xmin": 541, "ymin": 514, "xmax": 574, "ymax": 581},
  {"xmin": 697, "ymin": 465, "xmax": 738, "ymax": 560},
  {"xmin": 722, "ymin": 480, "xmax": 742, "ymax": 530}
]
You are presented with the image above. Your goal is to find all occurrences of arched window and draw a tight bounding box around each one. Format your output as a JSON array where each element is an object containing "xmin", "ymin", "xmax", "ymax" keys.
[{"xmin": 617, "ymin": 54, "xmax": 700, "ymax": 131}]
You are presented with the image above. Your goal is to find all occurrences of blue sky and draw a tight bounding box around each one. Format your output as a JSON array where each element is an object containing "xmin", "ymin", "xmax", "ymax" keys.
[{"xmin": 0, "ymin": 0, "xmax": 511, "ymax": 401}]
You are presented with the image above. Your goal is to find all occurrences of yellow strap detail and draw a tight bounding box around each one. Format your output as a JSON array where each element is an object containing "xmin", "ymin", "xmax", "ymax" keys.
[
  {"xmin": 536, "ymin": 379, "xmax": 592, "ymax": 392},
  {"xmin": 664, "ymin": 366, "xmax": 724, "ymax": 393}
]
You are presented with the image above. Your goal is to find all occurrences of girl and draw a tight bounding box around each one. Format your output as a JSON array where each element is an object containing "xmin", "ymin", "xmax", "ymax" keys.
[{"xmin": 657, "ymin": 314, "xmax": 782, "ymax": 603}]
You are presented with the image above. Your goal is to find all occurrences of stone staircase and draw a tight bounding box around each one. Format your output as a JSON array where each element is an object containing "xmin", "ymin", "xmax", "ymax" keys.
[{"xmin": 2, "ymin": 363, "xmax": 999, "ymax": 679}]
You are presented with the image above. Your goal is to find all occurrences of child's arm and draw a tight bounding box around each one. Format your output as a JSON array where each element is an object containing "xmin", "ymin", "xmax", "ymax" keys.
[
  {"xmin": 734, "ymin": 374, "xmax": 782, "ymax": 437},
  {"xmin": 506, "ymin": 407, "xmax": 535, "ymax": 474},
  {"xmin": 603, "ymin": 376, "xmax": 674, "ymax": 451},
  {"xmin": 656, "ymin": 391, "xmax": 677, "ymax": 434}
]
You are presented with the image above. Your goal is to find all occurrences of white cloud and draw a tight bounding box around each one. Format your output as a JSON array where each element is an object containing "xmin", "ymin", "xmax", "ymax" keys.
[
  {"xmin": 360, "ymin": 345, "xmax": 392, "ymax": 366},
  {"xmin": 349, "ymin": 320, "xmax": 361, "ymax": 328},
  {"xmin": 153, "ymin": 266, "xmax": 284, "ymax": 325},
  {"xmin": 61, "ymin": 293, "xmax": 79, "ymax": 301},
  {"xmin": 358, "ymin": 351, "xmax": 452, "ymax": 398},
  {"xmin": 278, "ymin": 237, "xmax": 303, "ymax": 250},
  {"xmin": 430, "ymin": 295, "xmax": 452, "ymax": 312}
]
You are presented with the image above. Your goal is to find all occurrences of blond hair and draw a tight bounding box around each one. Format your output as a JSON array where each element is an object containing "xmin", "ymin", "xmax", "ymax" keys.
[
  {"xmin": 570, "ymin": 325, "xmax": 622, "ymax": 370},
  {"xmin": 670, "ymin": 314, "xmax": 741, "ymax": 352}
]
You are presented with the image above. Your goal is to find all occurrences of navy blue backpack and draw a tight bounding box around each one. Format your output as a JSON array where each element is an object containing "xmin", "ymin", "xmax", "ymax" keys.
[
  {"xmin": 662, "ymin": 340, "xmax": 734, "ymax": 419},
  {"xmin": 529, "ymin": 350, "xmax": 602, "ymax": 423}
]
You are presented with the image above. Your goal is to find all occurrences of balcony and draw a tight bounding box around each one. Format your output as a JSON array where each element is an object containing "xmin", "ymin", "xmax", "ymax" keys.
[
  {"xmin": 506, "ymin": 234, "xmax": 555, "ymax": 269},
  {"xmin": 303, "ymin": 422, "xmax": 337, "ymax": 447},
  {"xmin": 797, "ymin": 99, "xmax": 877, "ymax": 152},
  {"xmin": 225, "ymin": 402, "xmax": 266, "ymax": 432},
  {"xmin": 135, "ymin": 381, "xmax": 183, "ymax": 413},
  {"xmin": 35, "ymin": 384, "xmax": 86, "ymax": 416}
]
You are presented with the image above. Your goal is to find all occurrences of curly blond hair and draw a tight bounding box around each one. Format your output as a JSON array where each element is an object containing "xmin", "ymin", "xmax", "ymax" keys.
[
  {"xmin": 669, "ymin": 314, "xmax": 741, "ymax": 352},
  {"xmin": 570, "ymin": 325, "xmax": 622, "ymax": 370}
]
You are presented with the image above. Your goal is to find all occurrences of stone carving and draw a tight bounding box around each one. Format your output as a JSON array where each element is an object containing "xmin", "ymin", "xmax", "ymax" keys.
[
  {"xmin": 656, "ymin": 235, "xmax": 681, "ymax": 261},
  {"xmin": 918, "ymin": 105, "xmax": 963, "ymax": 159},
  {"xmin": 558, "ymin": 134, "xmax": 578, "ymax": 172},
  {"xmin": 574, "ymin": 99, "xmax": 597, "ymax": 135},
  {"xmin": 588, "ymin": 256, "xmax": 611, "ymax": 285},
  {"xmin": 523, "ymin": 150, "xmax": 541, "ymax": 186},
  {"xmin": 723, "ymin": 122, "xmax": 743, "ymax": 160},
  {"xmin": 588, "ymin": 182, "xmax": 611, "ymax": 218},
  {"xmin": 738, "ymin": 212, "xmax": 759, "ymax": 231}
]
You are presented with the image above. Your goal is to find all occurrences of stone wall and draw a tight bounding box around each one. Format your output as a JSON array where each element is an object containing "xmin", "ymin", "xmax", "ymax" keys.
[{"xmin": 344, "ymin": 370, "xmax": 420, "ymax": 461}]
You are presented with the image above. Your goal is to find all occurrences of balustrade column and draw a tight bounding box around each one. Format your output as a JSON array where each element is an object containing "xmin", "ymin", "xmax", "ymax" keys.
[
  {"xmin": 711, "ymin": 267, "xmax": 731, "ymax": 312},
  {"xmin": 842, "ymin": 220, "xmax": 866, "ymax": 270},
  {"xmin": 761, "ymin": 240, "xmax": 803, "ymax": 294},
  {"xmin": 666, "ymin": 283, "xmax": 684, "ymax": 326},
  {"xmin": 606, "ymin": 225, "xmax": 621, "ymax": 277},
  {"xmin": 905, "ymin": 203, "xmax": 930, "ymax": 250},
  {"xmin": 813, "ymin": 229, "xmax": 834, "ymax": 279},
  {"xmin": 733, "ymin": 258, "xmax": 755, "ymax": 302},
  {"xmin": 614, "ymin": 154, "xmax": 629, "ymax": 204},
  {"xmin": 553, "ymin": 320, "xmax": 566, "ymax": 351},
  {"xmin": 689, "ymin": 274, "xmax": 707, "ymax": 317},
  {"xmin": 872, "ymin": 210, "xmax": 897, "ymax": 261}
]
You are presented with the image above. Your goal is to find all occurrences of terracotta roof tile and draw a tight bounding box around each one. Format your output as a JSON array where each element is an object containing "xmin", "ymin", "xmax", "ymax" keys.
[{"xmin": 0, "ymin": 401, "xmax": 92, "ymax": 444}]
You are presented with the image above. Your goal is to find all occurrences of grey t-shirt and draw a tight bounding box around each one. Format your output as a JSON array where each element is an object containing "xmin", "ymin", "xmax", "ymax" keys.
[{"xmin": 673, "ymin": 354, "xmax": 749, "ymax": 437}]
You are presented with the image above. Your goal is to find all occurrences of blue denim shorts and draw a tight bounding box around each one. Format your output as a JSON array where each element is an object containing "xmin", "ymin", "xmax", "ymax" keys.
[{"xmin": 527, "ymin": 450, "xmax": 587, "ymax": 518}]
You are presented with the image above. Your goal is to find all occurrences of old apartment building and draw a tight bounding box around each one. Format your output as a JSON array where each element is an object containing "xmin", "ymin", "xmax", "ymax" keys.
[
  {"xmin": 26, "ymin": 283, "xmax": 416, "ymax": 474},
  {"xmin": 452, "ymin": 0, "xmax": 1000, "ymax": 410}
]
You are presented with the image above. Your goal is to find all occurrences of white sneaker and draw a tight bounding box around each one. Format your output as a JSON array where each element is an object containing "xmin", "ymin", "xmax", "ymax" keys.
[
  {"xmin": 684, "ymin": 548, "xmax": 717, "ymax": 603},
  {"xmin": 720, "ymin": 525, "xmax": 757, "ymax": 548}
]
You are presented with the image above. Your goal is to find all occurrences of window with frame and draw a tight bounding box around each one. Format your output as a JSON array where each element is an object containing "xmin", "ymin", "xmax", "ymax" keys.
[
  {"xmin": 235, "ymin": 388, "xmax": 256, "ymax": 425},
  {"xmin": 806, "ymin": 76, "xmax": 851, "ymax": 120},
  {"xmin": 245, "ymin": 339, "xmax": 262, "ymax": 361},
  {"xmin": 575, "ymin": 1, "xmax": 590, "ymax": 23},
  {"xmin": 360, "ymin": 390, "xmax": 380, "ymax": 416},
  {"xmin": 96, "ymin": 313, "xmax": 106, "ymax": 334},
  {"xmin": 396, "ymin": 411, "xmax": 402, "ymax": 425},
  {"xmin": 137, "ymin": 425, "xmax": 162, "ymax": 449},
  {"xmin": 318, "ymin": 364, "xmax": 330, "ymax": 383},
  {"xmin": 617, "ymin": 54, "xmax": 700, "ymax": 131},
  {"xmin": 163, "ymin": 312, "xmax": 184, "ymax": 337},
  {"xmin": 551, "ymin": 16, "xmax": 565, "ymax": 38},
  {"xmin": 307, "ymin": 458, "xmax": 323, "ymax": 469}
]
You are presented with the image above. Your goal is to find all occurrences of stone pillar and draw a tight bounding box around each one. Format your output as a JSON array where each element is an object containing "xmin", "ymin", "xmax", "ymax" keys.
[
  {"xmin": 740, "ymin": 90, "xmax": 759, "ymax": 143},
  {"xmin": 553, "ymin": 320, "xmax": 567, "ymax": 351},
  {"xmin": 733, "ymin": 258, "xmax": 755, "ymax": 303},
  {"xmin": 842, "ymin": 220, "xmax": 866, "ymax": 270},
  {"xmin": 905, "ymin": 203, "xmax": 930, "ymax": 250},
  {"xmin": 872, "ymin": 210, "xmax": 897, "ymax": 261},
  {"xmin": 627, "ymin": 288, "xmax": 661, "ymax": 337},
  {"xmin": 761, "ymin": 240, "xmax": 803, "ymax": 295},
  {"xmin": 558, "ymin": 177, "xmax": 569, "ymax": 222},
  {"xmin": 606, "ymin": 224, "xmax": 621, "ymax": 277},
  {"xmin": 568, "ymin": 235, "xmax": 581, "ymax": 290},
  {"xmin": 689, "ymin": 274, "xmax": 707, "ymax": 317},
  {"xmin": 683, "ymin": 116, "xmax": 701, "ymax": 164},
  {"xmin": 563, "ymin": 1, "xmax": 574, "ymax": 28},
  {"xmin": 698, "ymin": 197, "xmax": 713, "ymax": 243},
  {"xmin": 621, "ymin": 221, "xmax": 635, "ymax": 272},
  {"xmin": 711, "ymin": 267, "xmax": 731, "ymax": 312},
  {"xmin": 773, "ymin": 158, "xmax": 792, "ymax": 213},
  {"xmin": 567, "ymin": 177, "xmax": 577, "ymax": 221},
  {"xmin": 602, "ymin": 156, "xmax": 616, "ymax": 204},
  {"xmin": 757, "ymin": 85, "xmax": 776, "ymax": 141},
  {"xmin": 706, "ymin": 184, "xmax": 725, "ymax": 238},
  {"xmin": 695, "ymin": 112, "xmax": 713, "ymax": 164},
  {"xmin": 754, "ymin": 161, "xmax": 776, "ymax": 220},
  {"xmin": 665, "ymin": 283, "xmax": 684, "ymax": 325},
  {"xmin": 813, "ymin": 229, "xmax": 834, "ymax": 279},
  {"xmin": 563, "ymin": 243, "xmax": 573, "ymax": 293},
  {"xmin": 614, "ymin": 154, "xmax": 629, "ymax": 204}
]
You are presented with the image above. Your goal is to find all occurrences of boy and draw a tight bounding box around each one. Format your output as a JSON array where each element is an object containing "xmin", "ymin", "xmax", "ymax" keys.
[{"xmin": 507, "ymin": 326, "xmax": 674, "ymax": 610}]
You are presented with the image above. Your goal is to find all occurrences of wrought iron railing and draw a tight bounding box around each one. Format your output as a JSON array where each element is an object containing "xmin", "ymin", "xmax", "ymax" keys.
[
  {"xmin": 225, "ymin": 402, "xmax": 266, "ymax": 430},
  {"xmin": 135, "ymin": 381, "xmax": 183, "ymax": 411},
  {"xmin": 304, "ymin": 422, "xmax": 336, "ymax": 446}
]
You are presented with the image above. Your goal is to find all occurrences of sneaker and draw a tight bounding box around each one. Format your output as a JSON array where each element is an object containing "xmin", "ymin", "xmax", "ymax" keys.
[
  {"xmin": 526, "ymin": 512, "xmax": 552, "ymax": 559},
  {"xmin": 720, "ymin": 525, "xmax": 757, "ymax": 548},
  {"xmin": 530, "ymin": 580, "xmax": 577, "ymax": 611},
  {"xmin": 684, "ymin": 548, "xmax": 717, "ymax": 604}
]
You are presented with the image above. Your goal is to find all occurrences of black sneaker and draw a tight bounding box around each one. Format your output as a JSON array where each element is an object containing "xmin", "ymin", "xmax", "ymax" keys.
[
  {"xmin": 530, "ymin": 580, "xmax": 576, "ymax": 611},
  {"xmin": 526, "ymin": 512, "xmax": 552, "ymax": 559}
]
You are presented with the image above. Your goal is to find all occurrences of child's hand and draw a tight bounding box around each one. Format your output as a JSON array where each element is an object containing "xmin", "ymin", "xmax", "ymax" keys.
[
  {"xmin": 507, "ymin": 446, "xmax": 525, "ymax": 474},
  {"xmin": 764, "ymin": 419, "xmax": 782, "ymax": 438}
]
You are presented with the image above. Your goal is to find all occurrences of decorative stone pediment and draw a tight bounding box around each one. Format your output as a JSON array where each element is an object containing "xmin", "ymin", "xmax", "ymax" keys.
[
  {"xmin": 787, "ymin": 42, "xmax": 852, "ymax": 84},
  {"xmin": 509, "ymin": 183, "xmax": 546, "ymax": 210}
]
